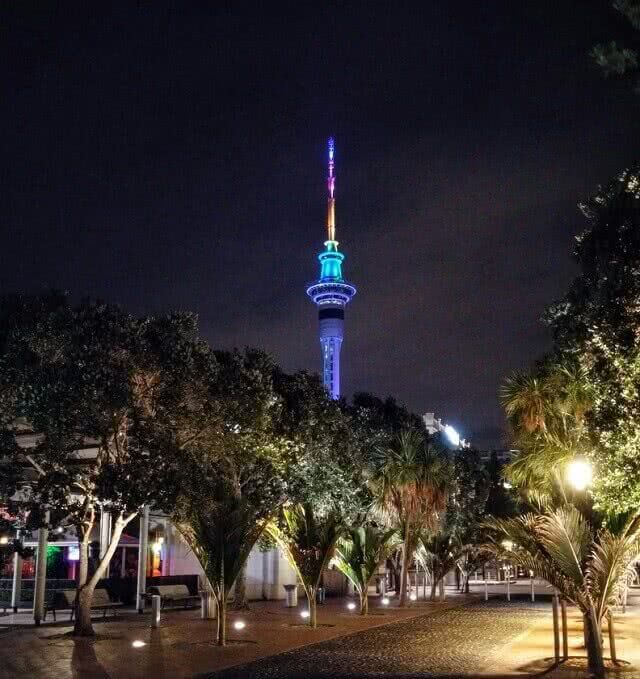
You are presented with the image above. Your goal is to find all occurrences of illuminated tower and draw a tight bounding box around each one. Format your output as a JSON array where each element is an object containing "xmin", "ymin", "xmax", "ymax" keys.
[{"xmin": 306, "ymin": 138, "xmax": 356, "ymax": 399}]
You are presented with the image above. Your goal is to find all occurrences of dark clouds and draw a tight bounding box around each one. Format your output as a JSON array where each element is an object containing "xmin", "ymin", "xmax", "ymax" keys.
[{"xmin": 2, "ymin": 1, "xmax": 640, "ymax": 446}]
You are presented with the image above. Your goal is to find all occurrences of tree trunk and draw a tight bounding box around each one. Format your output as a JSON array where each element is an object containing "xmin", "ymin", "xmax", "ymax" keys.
[
  {"xmin": 73, "ymin": 515, "xmax": 130, "ymax": 637},
  {"xmin": 583, "ymin": 608, "xmax": 605, "ymax": 678},
  {"xmin": 359, "ymin": 590, "xmax": 368, "ymax": 615},
  {"xmin": 439, "ymin": 577, "xmax": 445, "ymax": 601},
  {"xmin": 232, "ymin": 562, "xmax": 249, "ymax": 610},
  {"xmin": 77, "ymin": 533, "xmax": 90, "ymax": 590},
  {"xmin": 308, "ymin": 589, "xmax": 317, "ymax": 628},
  {"xmin": 399, "ymin": 522, "xmax": 411, "ymax": 607},
  {"xmin": 430, "ymin": 579, "xmax": 437, "ymax": 601},
  {"xmin": 217, "ymin": 594, "xmax": 227, "ymax": 646}
]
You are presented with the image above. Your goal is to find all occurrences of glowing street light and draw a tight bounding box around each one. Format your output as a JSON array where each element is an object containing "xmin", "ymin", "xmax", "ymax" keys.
[
  {"xmin": 501, "ymin": 540, "xmax": 514, "ymax": 551},
  {"xmin": 444, "ymin": 425, "xmax": 460, "ymax": 447},
  {"xmin": 567, "ymin": 458, "xmax": 592, "ymax": 491}
]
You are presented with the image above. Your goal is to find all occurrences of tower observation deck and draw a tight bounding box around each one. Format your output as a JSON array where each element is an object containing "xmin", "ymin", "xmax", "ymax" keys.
[{"xmin": 306, "ymin": 138, "xmax": 356, "ymax": 399}]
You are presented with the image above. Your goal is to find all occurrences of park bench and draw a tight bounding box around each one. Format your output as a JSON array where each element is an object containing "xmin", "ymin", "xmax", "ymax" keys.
[
  {"xmin": 44, "ymin": 588, "xmax": 122, "ymax": 621},
  {"xmin": 145, "ymin": 584, "xmax": 199, "ymax": 610}
]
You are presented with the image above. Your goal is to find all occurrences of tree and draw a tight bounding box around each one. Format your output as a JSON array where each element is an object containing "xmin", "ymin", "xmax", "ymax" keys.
[
  {"xmin": 447, "ymin": 447, "xmax": 492, "ymax": 592},
  {"xmin": 278, "ymin": 372, "xmax": 368, "ymax": 520},
  {"xmin": 485, "ymin": 452, "xmax": 519, "ymax": 520},
  {"xmin": 170, "ymin": 348, "xmax": 289, "ymax": 646},
  {"xmin": 268, "ymin": 503, "xmax": 344, "ymax": 628},
  {"xmin": 486, "ymin": 506, "xmax": 640, "ymax": 677},
  {"xmin": 0, "ymin": 296, "xmax": 209, "ymax": 636},
  {"xmin": 545, "ymin": 166, "xmax": 640, "ymax": 514},
  {"xmin": 416, "ymin": 532, "xmax": 460, "ymax": 601},
  {"xmin": 501, "ymin": 361, "xmax": 593, "ymax": 504},
  {"xmin": 370, "ymin": 429, "xmax": 452, "ymax": 607},
  {"xmin": 332, "ymin": 524, "xmax": 399, "ymax": 614},
  {"xmin": 592, "ymin": 1, "xmax": 640, "ymax": 92}
]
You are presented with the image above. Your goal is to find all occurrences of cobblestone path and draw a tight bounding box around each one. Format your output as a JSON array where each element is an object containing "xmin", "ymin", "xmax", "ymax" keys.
[{"xmin": 206, "ymin": 600, "xmax": 549, "ymax": 678}]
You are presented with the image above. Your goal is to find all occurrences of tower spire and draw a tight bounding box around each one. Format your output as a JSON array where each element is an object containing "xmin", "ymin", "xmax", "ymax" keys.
[{"xmin": 327, "ymin": 137, "xmax": 336, "ymax": 242}]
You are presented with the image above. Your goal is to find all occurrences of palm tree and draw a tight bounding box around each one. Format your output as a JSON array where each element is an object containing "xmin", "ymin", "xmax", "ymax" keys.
[
  {"xmin": 174, "ymin": 480, "xmax": 268, "ymax": 646},
  {"xmin": 416, "ymin": 532, "xmax": 461, "ymax": 601},
  {"xmin": 486, "ymin": 505, "xmax": 640, "ymax": 677},
  {"xmin": 333, "ymin": 524, "xmax": 400, "ymax": 614},
  {"xmin": 501, "ymin": 362, "xmax": 593, "ymax": 501},
  {"xmin": 370, "ymin": 429, "xmax": 451, "ymax": 607},
  {"xmin": 268, "ymin": 503, "xmax": 343, "ymax": 628}
]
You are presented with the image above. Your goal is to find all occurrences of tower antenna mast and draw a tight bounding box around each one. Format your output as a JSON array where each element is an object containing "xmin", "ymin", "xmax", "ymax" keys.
[{"xmin": 327, "ymin": 137, "xmax": 336, "ymax": 242}]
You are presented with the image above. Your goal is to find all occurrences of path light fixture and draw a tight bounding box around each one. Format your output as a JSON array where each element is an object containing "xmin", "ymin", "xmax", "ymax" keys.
[
  {"xmin": 381, "ymin": 596, "xmax": 390, "ymax": 606},
  {"xmin": 300, "ymin": 609, "xmax": 310, "ymax": 619},
  {"xmin": 131, "ymin": 640, "xmax": 146, "ymax": 648},
  {"xmin": 233, "ymin": 620, "xmax": 246, "ymax": 630},
  {"xmin": 410, "ymin": 593, "xmax": 417, "ymax": 601},
  {"xmin": 566, "ymin": 458, "xmax": 592, "ymax": 491},
  {"xmin": 347, "ymin": 602, "xmax": 356, "ymax": 611}
]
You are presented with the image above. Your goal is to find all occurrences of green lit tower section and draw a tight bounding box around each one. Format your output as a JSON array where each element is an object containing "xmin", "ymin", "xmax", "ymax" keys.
[{"xmin": 306, "ymin": 138, "xmax": 356, "ymax": 399}]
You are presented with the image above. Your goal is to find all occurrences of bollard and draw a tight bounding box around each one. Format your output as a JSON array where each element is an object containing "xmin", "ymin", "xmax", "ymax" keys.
[
  {"xmin": 484, "ymin": 576, "xmax": 488, "ymax": 601},
  {"xmin": 531, "ymin": 576, "xmax": 535, "ymax": 602},
  {"xmin": 506, "ymin": 576, "xmax": 511, "ymax": 602},
  {"xmin": 283, "ymin": 584, "xmax": 298, "ymax": 608},
  {"xmin": 151, "ymin": 595, "xmax": 161, "ymax": 628},
  {"xmin": 200, "ymin": 590, "xmax": 216, "ymax": 619}
]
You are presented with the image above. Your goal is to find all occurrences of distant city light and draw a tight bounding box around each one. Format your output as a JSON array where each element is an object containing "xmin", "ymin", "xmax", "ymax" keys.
[
  {"xmin": 233, "ymin": 620, "xmax": 246, "ymax": 630},
  {"xmin": 501, "ymin": 540, "xmax": 514, "ymax": 551},
  {"xmin": 444, "ymin": 425, "xmax": 460, "ymax": 447},
  {"xmin": 567, "ymin": 458, "xmax": 593, "ymax": 491},
  {"xmin": 502, "ymin": 481, "xmax": 513, "ymax": 489},
  {"xmin": 131, "ymin": 640, "xmax": 146, "ymax": 648}
]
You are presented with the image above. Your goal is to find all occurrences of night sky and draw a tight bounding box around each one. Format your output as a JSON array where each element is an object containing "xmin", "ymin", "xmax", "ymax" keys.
[{"xmin": 2, "ymin": 2, "xmax": 640, "ymax": 447}]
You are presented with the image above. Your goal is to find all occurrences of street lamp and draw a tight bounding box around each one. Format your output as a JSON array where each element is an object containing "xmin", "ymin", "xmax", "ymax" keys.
[{"xmin": 566, "ymin": 458, "xmax": 592, "ymax": 491}]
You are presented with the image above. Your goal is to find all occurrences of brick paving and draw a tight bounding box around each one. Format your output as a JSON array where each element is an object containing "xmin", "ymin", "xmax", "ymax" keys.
[
  {"xmin": 0, "ymin": 595, "xmax": 474, "ymax": 678},
  {"xmin": 206, "ymin": 600, "xmax": 550, "ymax": 678}
]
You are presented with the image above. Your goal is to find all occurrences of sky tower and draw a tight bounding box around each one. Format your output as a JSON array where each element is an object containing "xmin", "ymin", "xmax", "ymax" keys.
[{"xmin": 306, "ymin": 138, "xmax": 357, "ymax": 399}]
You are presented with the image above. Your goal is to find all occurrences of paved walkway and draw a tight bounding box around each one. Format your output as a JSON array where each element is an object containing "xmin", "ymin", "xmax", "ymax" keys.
[
  {"xmin": 0, "ymin": 594, "xmax": 475, "ymax": 678},
  {"xmin": 206, "ymin": 600, "xmax": 550, "ymax": 678},
  {"xmin": 5, "ymin": 596, "xmax": 640, "ymax": 677}
]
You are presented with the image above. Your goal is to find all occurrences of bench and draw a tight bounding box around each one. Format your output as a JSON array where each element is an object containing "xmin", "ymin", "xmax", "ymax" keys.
[
  {"xmin": 145, "ymin": 584, "xmax": 199, "ymax": 610},
  {"xmin": 44, "ymin": 588, "xmax": 122, "ymax": 621}
]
